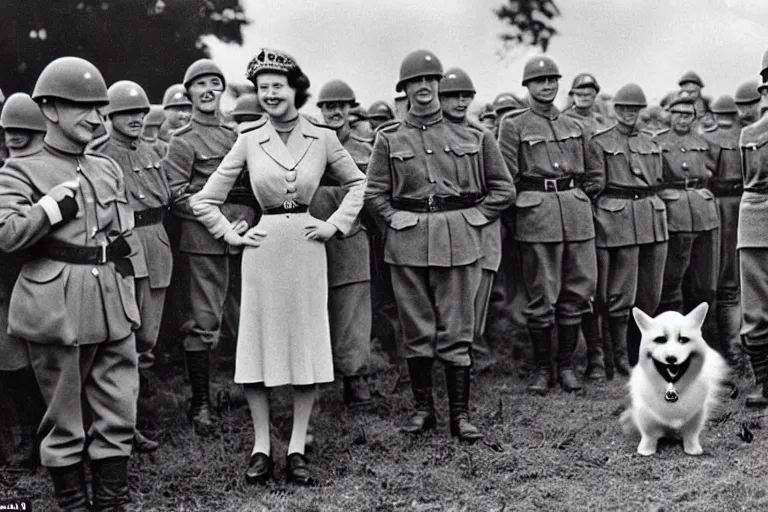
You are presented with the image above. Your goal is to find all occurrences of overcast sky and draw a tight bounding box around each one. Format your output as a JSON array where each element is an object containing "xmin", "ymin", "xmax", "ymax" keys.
[{"xmin": 205, "ymin": 0, "xmax": 768, "ymax": 113}]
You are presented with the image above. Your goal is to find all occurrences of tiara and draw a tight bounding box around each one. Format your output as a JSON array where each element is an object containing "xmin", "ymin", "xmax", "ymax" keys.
[{"xmin": 246, "ymin": 48, "xmax": 298, "ymax": 81}]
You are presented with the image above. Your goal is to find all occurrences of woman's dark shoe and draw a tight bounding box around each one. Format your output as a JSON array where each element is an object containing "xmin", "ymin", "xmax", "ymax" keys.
[
  {"xmin": 286, "ymin": 453, "xmax": 315, "ymax": 486},
  {"xmin": 245, "ymin": 452, "xmax": 273, "ymax": 485}
]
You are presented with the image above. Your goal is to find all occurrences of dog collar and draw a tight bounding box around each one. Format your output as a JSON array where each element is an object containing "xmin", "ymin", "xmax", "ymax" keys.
[{"xmin": 665, "ymin": 382, "xmax": 679, "ymax": 403}]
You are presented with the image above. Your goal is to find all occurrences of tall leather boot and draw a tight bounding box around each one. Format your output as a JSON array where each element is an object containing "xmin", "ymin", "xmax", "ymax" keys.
[
  {"xmin": 445, "ymin": 365, "xmax": 483, "ymax": 442},
  {"xmin": 582, "ymin": 312, "xmax": 606, "ymax": 380},
  {"xmin": 717, "ymin": 301, "xmax": 746, "ymax": 373},
  {"xmin": 401, "ymin": 357, "xmax": 436, "ymax": 434},
  {"xmin": 185, "ymin": 350, "xmax": 215, "ymax": 436},
  {"xmin": 91, "ymin": 457, "xmax": 131, "ymax": 511},
  {"xmin": 49, "ymin": 462, "xmax": 89, "ymax": 511},
  {"xmin": 744, "ymin": 340, "xmax": 768, "ymax": 408},
  {"xmin": 610, "ymin": 317, "xmax": 632, "ymax": 376},
  {"xmin": 557, "ymin": 324, "xmax": 582, "ymax": 392},
  {"xmin": 527, "ymin": 326, "xmax": 553, "ymax": 395},
  {"xmin": 601, "ymin": 314, "xmax": 616, "ymax": 380}
]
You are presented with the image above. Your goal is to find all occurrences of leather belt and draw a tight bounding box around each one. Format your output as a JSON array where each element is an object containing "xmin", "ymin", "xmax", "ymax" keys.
[
  {"xmin": 391, "ymin": 193, "xmax": 485, "ymax": 213},
  {"xmin": 710, "ymin": 181, "xmax": 743, "ymax": 197},
  {"xmin": 36, "ymin": 236, "xmax": 131, "ymax": 265},
  {"xmin": 516, "ymin": 176, "xmax": 576, "ymax": 192},
  {"xmin": 134, "ymin": 206, "xmax": 166, "ymax": 227},
  {"xmin": 663, "ymin": 177, "xmax": 706, "ymax": 190},
  {"xmin": 263, "ymin": 202, "xmax": 309, "ymax": 215},
  {"xmin": 601, "ymin": 185, "xmax": 658, "ymax": 200},
  {"xmin": 226, "ymin": 192, "xmax": 259, "ymax": 209}
]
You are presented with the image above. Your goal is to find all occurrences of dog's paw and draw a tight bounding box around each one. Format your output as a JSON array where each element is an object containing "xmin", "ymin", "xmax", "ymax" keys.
[
  {"xmin": 637, "ymin": 447, "xmax": 656, "ymax": 456},
  {"xmin": 684, "ymin": 445, "xmax": 703, "ymax": 456}
]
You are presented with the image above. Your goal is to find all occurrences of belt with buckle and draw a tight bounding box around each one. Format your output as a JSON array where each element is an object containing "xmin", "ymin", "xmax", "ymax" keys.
[
  {"xmin": 391, "ymin": 193, "xmax": 485, "ymax": 213},
  {"xmin": 664, "ymin": 178, "xmax": 705, "ymax": 190},
  {"xmin": 263, "ymin": 200, "xmax": 308, "ymax": 215},
  {"xmin": 134, "ymin": 206, "xmax": 166, "ymax": 227},
  {"xmin": 601, "ymin": 185, "xmax": 658, "ymax": 200},
  {"xmin": 710, "ymin": 180, "xmax": 743, "ymax": 197},
  {"xmin": 516, "ymin": 176, "xmax": 577, "ymax": 192},
  {"xmin": 36, "ymin": 236, "xmax": 132, "ymax": 265}
]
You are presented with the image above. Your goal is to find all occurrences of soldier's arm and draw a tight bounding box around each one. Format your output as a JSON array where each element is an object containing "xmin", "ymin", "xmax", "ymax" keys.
[
  {"xmin": 704, "ymin": 138, "xmax": 719, "ymax": 176},
  {"xmin": 476, "ymin": 133, "xmax": 516, "ymax": 219},
  {"xmin": 588, "ymin": 138, "xmax": 607, "ymax": 195},
  {"xmin": 581, "ymin": 131, "xmax": 605, "ymax": 199},
  {"xmin": 189, "ymin": 133, "xmax": 247, "ymax": 239},
  {"xmin": 323, "ymin": 132, "xmax": 366, "ymax": 236},
  {"xmin": 163, "ymin": 136, "xmax": 196, "ymax": 215},
  {"xmin": 497, "ymin": 116, "xmax": 521, "ymax": 181},
  {"xmin": 364, "ymin": 134, "xmax": 398, "ymax": 223}
]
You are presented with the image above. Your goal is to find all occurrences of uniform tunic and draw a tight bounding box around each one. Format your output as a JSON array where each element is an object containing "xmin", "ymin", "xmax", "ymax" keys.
[
  {"xmin": 93, "ymin": 131, "xmax": 172, "ymax": 351},
  {"xmin": 190, "ymin": 117, "xmax": 365, "ymax": 386},
  {"xmin": 0, "ymin": 142, "xmax": 139, "ymax": 467},
  {"xmin": 365, "ymin": 108, "xmax": 515, "ymax": 366},
  {"xmin": 497, "ymin": 102, "xmax": 603, "ymax": 328},
  {"xmin": 654, "ymin": 128, "xmax": 720, "ymax": 312}
]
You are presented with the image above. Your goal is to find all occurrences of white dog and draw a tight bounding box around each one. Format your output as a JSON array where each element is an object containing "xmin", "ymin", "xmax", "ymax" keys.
[{"xmin": 621, "ymin": 303, "xmax": 728, "ymax": 456}]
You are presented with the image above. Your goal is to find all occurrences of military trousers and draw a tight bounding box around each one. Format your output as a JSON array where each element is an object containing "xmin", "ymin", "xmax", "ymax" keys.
[
  {"xmin": 596, "ymin": 242, "xmax": 667, "ymax": 319},
  {"xmin": 27, "ymin": 335, "xmax": 138, "ymax": 467},
  {"xmin": 519, "ymin": 240, "xmax": 598, "ymax": 329},
  {"xmin": 473, "ymin": 269, "xmax": 495, "ymax": 351},
  {"xmin": 717, "ymin": 196, "xmax": 740, "ymax": 302},
  {"xmin": 134, "ymin": 277, "xmax": 167, "ymax": 354},
  {"xmin": 390, "ymin": 262, "xmax": 481, "ymax": 367},
  {"xmin": 182, "ymin": 252, "xmax": 242, "ymax": 352},
  {"xmin": 740, "ymin": 248, "xmax": 768, "ymax": 343},
  {"xmin": 658, "ymin": 229, "xmax": 719, "ymax": 314},
  {"xmin": 328, "ymin": 280, "xmax": 372, "ymax": 377}
]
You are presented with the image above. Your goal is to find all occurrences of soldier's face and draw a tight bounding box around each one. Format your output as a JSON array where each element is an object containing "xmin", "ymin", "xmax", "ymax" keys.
[
  {"xmin": 440, "ymin": 93, "xmax": 474, "ymax": 119},
  {"xmin": 165, "ymin": 105, "xmax": 191, "ymax": 128},
  {"xmin": 188, "ymin": 75, "xmax": 224, "ymax": 114},
  {"xmin": 4, "ymin": 128, "xmax": 33, "ymax": 150},
  {"xmin": 670, "ymin": 107, "xmax": 695, "ymax": 132},
  {"xmin": 614, "ymin": 105, "xmax": 642, "ymax": 128},
  {"xmin": 571, "ymin": 88, "xmax": 596, "ymax": 109},
  {"xmin": 737, "ymin": 101, "xmax": 760, "ymax": 124},
  {"xmin": 404, "ymin": 76, "xmax": 439, "ymax": 107},
  {"xmin": 527, "ymin": 76, "xmax": 559, "ymax": 104},
  {"xmin": 256, "ymin": 73, "xmax": 297, "ymax": 120},
  {"xmin": 320, "ymin": 102, "xmax": 351, "ymax": 129},
  {"xmin": 480, "ymin": 116, "xmax": 496, "ymax": 131},
  {"xmin": 680, "ymin": 83, "xmax": 701, "ymax": 101},
  {"xmin": 110, "ymin": 110, "xmax": 145, "ymax": 139},
  {"xmin": 49, "ymin": 101, "xmax": 102, "ymax": 145}
]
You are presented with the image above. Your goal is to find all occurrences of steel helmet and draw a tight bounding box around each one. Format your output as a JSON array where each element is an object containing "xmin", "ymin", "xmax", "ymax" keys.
[
  {"xmin": 396, "ymin": 49, "xmax": 444, "ymax": 92},
  {"xmin": 348, "ymin": 106, "xmax": 369, "ymax": 124},
  {"xmin": 478, "ymin": 103, "xmax": 497, "ymax": 121},
  {"xmin": 678, "ymin": 71, "xmax": 704, "ymax": 88},
  {"xmin": 0, "ymin": 93, "xmax": 46, "ymax": 132},
  {"xmin": 162, "ymin": 84, "xmax": 192, "ymax": 109},
  {"xmin": 231, "ymin": 94, "xmax": 264, "ymax": 117},
  {"xmin": 493, "ymin": 92, "xmax": 523, "ymax": 114},
  {"xmin": 367, "ymin": 100, "xmax": 395, "ymax": 120},
  {"xmin": 183, "ymin": 59, "xmax": 226, "ymax": 89},
  {"xmin": 103, "ymin": 80, "xmax": 150, "ymax": 116},
  {"xmin": 32, "ymin": 56, "xmax": 108, "ymax": 105},
  {"xmin": 569, "ymin": 73, "xmax": 600, "ymax": 93},
  {"xmin": 316, "ymin": 79, "xmax": 358, "ymax": 106},
  {"xmin": 710, "ymin": 95, "xmax": 737, "ymax": 114},
  {"xmin": 734, "ymin": 81, "xmax": 760, "ymax": 104},
  {"xmin": 522, "ymin": 56, "xmax": 561, "ymax": 86},
  {"xmin": 612, "ymin": 83, "xmax": 648, "ymax": 107},
  {"xmin": 438, "ymin": 67, "xmax": 476, "ymax": 95},
  {"xmin": 143, "ymin": 105, "xmax": 165, "ymax": 128}
]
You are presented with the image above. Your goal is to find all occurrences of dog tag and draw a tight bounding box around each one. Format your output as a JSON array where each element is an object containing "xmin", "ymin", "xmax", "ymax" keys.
[{"xmin": 665, "ymin": 382, "xmax": 679, "ymax": 403}]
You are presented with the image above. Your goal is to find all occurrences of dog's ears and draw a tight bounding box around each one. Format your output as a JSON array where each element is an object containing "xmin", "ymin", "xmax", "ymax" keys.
[
  {"xmin": 685, "ymin": 302, "xmax": 709, "ymax": 330},
  {"xmin": 632, "ymin": 307, "xmax": 655, "ymax": 333}
]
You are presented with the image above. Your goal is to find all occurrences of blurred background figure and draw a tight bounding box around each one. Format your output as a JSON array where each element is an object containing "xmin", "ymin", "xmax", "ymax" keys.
[{"xmin": 159, "ymin": 83, "xmax": 192, "ymax": 142}]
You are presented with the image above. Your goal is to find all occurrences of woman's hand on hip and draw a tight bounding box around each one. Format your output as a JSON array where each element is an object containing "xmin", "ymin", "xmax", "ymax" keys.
[
  {"xmin": 232, "ymin": 219, "xmax": 250, "ymax": 235},
  {"xmin": 304, "ymin": 219, "xmax": 338, "ymax": 242},
  {"xmin": 223, "ymin": 226, "xmax": 267, "ymax": 247}
]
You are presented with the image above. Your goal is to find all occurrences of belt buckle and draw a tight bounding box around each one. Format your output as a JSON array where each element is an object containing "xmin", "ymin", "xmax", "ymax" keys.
[
  {"xmin": 99, "ymin": 242, "xmax": 108, "ymax": 264},
  {"xmin": 633, "ymin": 193, "xmax": 640, "ymax": 200},
  {"xmin": 684, "ymin": 177, "xmax": 696, "ymax": 190},
  {"xmin": 283, "ymin": 199, "xmax": 297, "ymax": 210},
  {"xmin": 544, "ymin": 178, "xmax": 557, "ymax": 192},
  {"xmin": 427, "ymin": 195, "xmax": 438, "ymax": 212}
]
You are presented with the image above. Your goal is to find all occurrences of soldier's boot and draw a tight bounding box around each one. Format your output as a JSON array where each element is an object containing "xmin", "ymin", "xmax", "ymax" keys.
[
  {"xmin": 611, "ymin": 317, "xmax": 632, "ymax": 376},
  {"xmin": 401, "ymin": 357, "xmax": 436, "ymax": 434},
  {"xmin": 601, "ymin": 315, "xmax": 616, "ymax": 380},
  {"xmin": 91, "ymin": 457, "xmax": 131, "ymax": 512},
  {"xmin": 557, "ymin": 324, "xmax": 582, "ymax": 392},
  {"xmin": 133, "ymin": 430, "xmax": 159, "ymax": 454},
  {"xmin": 445, "ymin": 365, "xmax": 483, "ymax": 443},
  {"xmin": 527, "ymin": 327, "xmax": 553, "ymax": 395},
  {"xmin": 717, "ymin": 301, "xmax": 746, "ymax": 372},
  {"xmin": 582, "ymin": 312, "xmax": 606, "ymax": 381},
  {"xmin": 744, "ymin": 341, "xmax": 768, "ymax": 408},
  {"xmin": 49, "ymin": 462, "xmax": 89, "ymax": 511},
  {"xmin": 343, "ymin": 375, "xmax": 372, "ymax": 408},
  {"xmin": 185, "ymin": 350, "xmax": 215, "ymax": 436}
]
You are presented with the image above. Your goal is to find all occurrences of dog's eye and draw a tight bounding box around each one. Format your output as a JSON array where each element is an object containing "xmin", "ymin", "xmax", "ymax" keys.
[
  {"xmin": 679, "ymin": 336, "xmax": 690, "ymax": 344},
  {"xmin": 654, "ymin": 336, "xmax": 667, "ymax": 344}
]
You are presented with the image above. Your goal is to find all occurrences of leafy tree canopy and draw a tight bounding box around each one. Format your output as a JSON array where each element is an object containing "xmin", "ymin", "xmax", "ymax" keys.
[{"xmin": 495, "ymin": 0, "xmax": 561, "ymax": 54}]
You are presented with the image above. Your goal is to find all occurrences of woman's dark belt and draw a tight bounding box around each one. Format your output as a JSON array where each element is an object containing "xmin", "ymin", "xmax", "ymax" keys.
[
  {"xmin": 35, "ymin": 236, "xmax": 131, "ymax": 265},
  {"xmin": 662, "ymin": 177, "xmax": 706, "ymax": 190},
  {"xmin": 262, "ymin": 202, "xmax": 309, "ymax": 215},
  {"xmin": 391, "ymin": 193, "xmax": 485, "ymax": 213},
  {"xmin": 601, "ymin": 185, "xmax": 658, "ymax": 199},
  {"xmin": 134, "ymin": 206, "xmax": 166, "ymax": 227},
  {"xmin": 710, "ymin": 180, "xmax": 744, "ymax": 197},
  {"xmin": 516, "ymin": 176, "xmax": 577, "ymax": 192},
  {"xmin": 226, "ymin": 191, "xmax": 260, "ymax": 210}
]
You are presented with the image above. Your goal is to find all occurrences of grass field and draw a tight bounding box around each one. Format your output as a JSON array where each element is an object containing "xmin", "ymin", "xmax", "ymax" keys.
[{"xmin": 2, "ymin": 323, "xmax": 767, "ymax": 512}]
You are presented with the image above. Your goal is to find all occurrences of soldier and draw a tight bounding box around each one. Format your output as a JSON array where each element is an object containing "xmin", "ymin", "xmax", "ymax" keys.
[
  {"xmin": 739, "ymin": 49, "xmax": 768, "ymax": 407},
  {"xmin": 492, "ymin": 93, "xmax": 524, "ymax": 137},
  {"xmin": 735, "ymin": 80, "xmax": 761, "ymax": 128},
  {"xmin": 497, "ymin": 55, "xmax": 603, "ymax": 394},
  {"xmin": 0, "ymin": 93, "xmax": 47, "ymax": 468},
  {"xmin": 365, "ymin": 50, "xmax": 515, "ymax": 441},
  {"xmin": 478, "ymin": 103, "xmax": 497, "ymax": 132},
  {"xmin": 638, "ymin": 105, "xmax": 667, "ymax": 137},
  {"xmin": 368, "ymin": 100, "xmax": 396, "ymax": 131},
  {"xmin": 0, "ymin": 57, "xmax": 140, "ymax": 511},
  {"xmin": 312, "ymin": 79, "xmax": 373, "ymax": 407},
  {"xmin": 231, "ymin": 93, "xmax": 264, "ymax": 124},
  {"xmin": 165, "ymin": 59, "xmax": 258, "ymax": 435},
  {"xmin": 141, "ymin": 105, "xmax": 166, "ymax": 146},
  {"xmin": 92, "ymin": 81, "xmax": 174, "ymax": 454},
  {"xmin": 565, "ymin": 73, "xmax": 609, "ymax": 133},
  {"xmin": 159, "ymin": 83, "xmax": 192, "ymax": 142},
  {"xmin": 653, "ymin": 95, "xmax": 719, "ymax": 321},
  {"xmin": 349, "ymin": 105, "xmax": 374, "ymax": 142},
  {"xmin": 589, "ymin": 84, "xmax": 669, "ymax": 374},
  {"xmin": 701, "ymin": 94, "xmax": 745, "ymax": 370},
  {"xmin": 678, "ymin": 71, "xmax": 709, "ymax": 122}
]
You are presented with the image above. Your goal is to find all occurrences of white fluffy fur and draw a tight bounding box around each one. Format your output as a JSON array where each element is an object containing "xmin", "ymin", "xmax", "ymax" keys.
[{"xmin": 620, "ymin": 303, "xmax": 729, "ymax": 456}]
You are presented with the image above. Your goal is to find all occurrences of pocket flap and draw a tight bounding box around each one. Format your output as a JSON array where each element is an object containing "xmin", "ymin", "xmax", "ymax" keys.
[
  {"xmin": 461, "ymin": 207, "xmax": 491, "ymax": 226},
  {"xmin": 21, "ymin": 259, "xmax": 67, "ymax": 283},
  {"xmin": 658, "ymin": 189, "xmax": 681, "ymax": 201},
  {"xmin": 521, "ymin": 135, "xmax": 545, "ymax": 146},
  {"xmin": 597, "ymin": 197, "xmax": 627, "ymax": 212},
  {"xmin": 451, "ymin": 144, "xmax": 480, "ymax": 156},
  {"xmin": 390, "ymin": 151, "xmax": 415, "ymax": 162},
  {"xmin": 515, "ymin": 192, "xmax": 543, "ymax": 208},
  {"xmin": 695, "ymin": 188, "xmax": 714, "ymax": 200},
  {"xmin": 390, "ymin": 211, "xmax": 419, "ymax": 230}
]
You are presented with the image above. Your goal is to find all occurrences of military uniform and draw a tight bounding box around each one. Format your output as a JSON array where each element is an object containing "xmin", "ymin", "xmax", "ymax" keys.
[
  {"xmin": 563, "ymin": 108, "xmax": 610, "ymax": 135},
  {"xmin": 653, "ymin": 128, "xmax": 719, "ymax": 314}
]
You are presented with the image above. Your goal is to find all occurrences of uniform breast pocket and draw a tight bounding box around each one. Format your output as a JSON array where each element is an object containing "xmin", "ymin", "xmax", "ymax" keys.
[
  {"xmin": 449, "ymin": 143, "xmax": 480, "ymax": 187},
  {"xmin": 196, "ymin": 154, "xmax": 225, "ymax": 177}
]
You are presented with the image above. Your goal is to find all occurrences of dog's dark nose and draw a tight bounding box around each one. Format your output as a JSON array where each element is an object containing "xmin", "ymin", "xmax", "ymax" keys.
[{"xmin": 666, "ymin": 355, "xmax": 678, "ymax": 364}]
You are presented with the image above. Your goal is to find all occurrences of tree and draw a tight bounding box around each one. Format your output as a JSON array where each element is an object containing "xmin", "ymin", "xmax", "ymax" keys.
[
  {"xmin": 494, "ymin": 0, "xmax": 561, "ymax": 54},
  {"xmin": 0, "ymin": 0, "xmax": 249, "ymax": 102}
]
